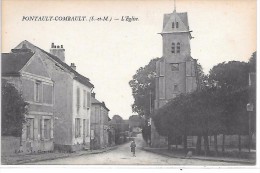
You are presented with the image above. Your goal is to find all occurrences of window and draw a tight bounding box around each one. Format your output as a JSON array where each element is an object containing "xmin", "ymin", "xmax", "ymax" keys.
[
  {"xmin": 43, "ymin": 119, "xmax": 51, "ymax": 139},
  {"xmin": 76, "ymin": 88, "xmax": 80, "ymax": 112},
  {"xmin": 171, "ymin": 43, "xmax": 175, "ymax": 53},
  {"xmin": 100, "ymin": 109, "xmax": 102, "ymax": 124},
  {"xmin": 172, "ymin": 22, "xmax": 174, "ymax": 28},
  {"xmin": 26, "ymin": 118, "xmax": 34, "ymax": 140},
  {"xmin": 83, "ymin": 119, "xmax": 86, "ymax": 138},
  {"xmin": 171, "ymin": 63, "xmax": 179, "ymax": 71},
  {"xmin": 87, "ymin": 91, "xmax": 91, "ymax": 108},
  {"xmin": 83, "ymin": 90, "xmax": 86, "ymax": 108},
  {"xmin": 75, "ymin": 118, "xmax": 81, "ymax": 138},
  {"xmin": 176, "ymin": 22, "xmax": 179, "ymax": 28},
  {"xmin": 35, "ymin": 81, "xmax": 41, "ymax": 102},
  {"xmin": 86, "ymin": 119, "xmax": 89, "ymax": 137},
  {"xmin": 173, "ymin": 84, "xmax": 179, "ymax": 92},
  {"xmin": 177, "ymin": 42, "xmax": 180, "ymax": 53}
]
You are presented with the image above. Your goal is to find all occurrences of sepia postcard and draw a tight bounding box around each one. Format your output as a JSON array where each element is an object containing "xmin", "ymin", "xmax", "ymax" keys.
[{"xmin": 0, "ymin": 0, "xmax": 258, "ymax": 170}]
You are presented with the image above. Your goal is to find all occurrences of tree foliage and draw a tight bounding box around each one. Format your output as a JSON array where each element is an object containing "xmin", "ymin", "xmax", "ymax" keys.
[
  {"xmin": 209, "ymin": 59, "xmax": 255, "ymax": 134},
  {"xmin": 152, "ymin": 88, "xmax": 226, "ymax": 138},
  {"xmin": 249, "ymin": 51, "xmax": 256, "ymax": 72},
  {"xmin": 152, "ymin": 52, "xmax": 256, "ymax": 152},
  {"xmin": 208, "ymin": 61, "xmax": 249, "ymax": 91},
  {"xmin": 110, "ymin": 115, "xmax": 128, "ymax": 144},
  {"xmin": 142, "ymin": 120, "xmax": 151, "ymax": 143},
  {"xmin": 129, "ymin": 58, "xmax": 160, "ymax": 117},
  {"xmin": 1, "ymin": 80, "xmax": 28, "ymax": 137}
]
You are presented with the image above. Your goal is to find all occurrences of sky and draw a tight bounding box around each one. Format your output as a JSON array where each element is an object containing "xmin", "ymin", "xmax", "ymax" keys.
[{"xmin": 2, "ymin": 0, "xmax": 257, "ymax": 120}]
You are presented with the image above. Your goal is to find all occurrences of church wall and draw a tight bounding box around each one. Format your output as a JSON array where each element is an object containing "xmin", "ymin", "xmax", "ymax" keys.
[
  {"xmin": 162, "ymin": 33, "xmax": 191, "ymax": 61},
  {"xmin": 152, "ymin": 10, "xmax": 197, "ymax": 148}
]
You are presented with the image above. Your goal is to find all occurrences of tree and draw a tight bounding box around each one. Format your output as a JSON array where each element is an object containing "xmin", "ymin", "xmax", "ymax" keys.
[
  {"xmin": 209, "ymin": 60, "xmax": 251, "ymax": 152},
  {"xmin": 153, "ymin": 87, "xmax": 227, "ymax": 155},
  {"xmin": 248, "ymin": 51, "xmax": 256, "ymax": 149},
  {"xmin": 129, "ymin": 115, "xmax": 142, "ymax": 129},
  {"xmin": 248, "ymin": 51, "xmax": 256, "ymax": 73},
  {"xmin": 129, "ymin": 57, "xmax": 160, "ymax": 117},
  {"xmin": 141, "ymin": 120, "xmax": 151, "ymax": 144},
  {"xmin": 152, "ymin": 53, "xmax": 256, "ymax": 155},
  {"xmin": 1, "ymin": 80, "xmax": 28, "ymax": 137},
  {"xmin": 110, "ymin": 115, "xmax": 126, "ymax": 144},
  {"xmin": 208, "ymin": 61, "xmax": 249, "ymax": 91}
]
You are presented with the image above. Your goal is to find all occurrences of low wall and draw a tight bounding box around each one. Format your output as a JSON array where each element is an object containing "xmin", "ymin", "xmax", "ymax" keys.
[
  {"xmin": 1, "ymin": 136, "xmax": 54, "ymax": 156},
  {"xmin": 1, "ymin": 136, "xmax": 21, "ymax": 156},
  {"xmin": 188, "ymin": 134, "xmax": 256, "ymax": 148}
]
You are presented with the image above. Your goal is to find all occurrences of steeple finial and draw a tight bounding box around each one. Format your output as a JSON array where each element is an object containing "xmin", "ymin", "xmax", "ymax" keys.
[{"xmin": 174, "ymin": 0, "xmax": 176, "ymax": 12}]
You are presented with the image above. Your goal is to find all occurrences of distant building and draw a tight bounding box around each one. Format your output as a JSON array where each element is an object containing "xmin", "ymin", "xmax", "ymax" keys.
[
  {"xmin": 2, "ymin": 44, "xmax": 54, "ymax": 154},
  {"xmin": 12, "ymin": 40, "xmax": 94, "ymax": 152},
  {"xmin": 90, "ymin": 93, "xmax": 110, "ymax": 149},
  {"xmin": 152, "ymin": 8, "xmax": 198, "ymax": 147}
]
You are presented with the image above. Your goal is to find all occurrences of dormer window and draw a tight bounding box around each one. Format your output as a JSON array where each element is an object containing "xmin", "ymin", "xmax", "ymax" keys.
[
  {"xmin": 171, "ymin": 43, "xmax": 175, "ymax": 53},
  {"xmin": 177, "ymin": 42, "xmax": 180, "ymax": 53},
  {"xmin": 176, "ymin": 22, "xmax": 179, "ymax": 28},
  {"xmin": 172, "ymin": 22, "xmax": 175, "ymax": 28}
]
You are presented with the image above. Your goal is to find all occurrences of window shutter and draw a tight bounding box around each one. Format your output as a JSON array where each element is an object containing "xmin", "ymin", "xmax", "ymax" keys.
[
  {"xmin": 83, "ymin": 90, "xmax": 86, "ymax": 108},
  {"xmin": 75, "ymin": 118, "xmax": 77, "ymax": 137},
  {"xmin": 80, "ymin": 118, "xmax": 82, "ymax": 137},
  {"xmin": 38, "ymin": 118, "xmax": 41, "ymax": 140},
  {"xmin": 77, "ymin": 88, "xmax": 80, "ymax": 112},
  {"xmin": 87, "ymin": 92, "xmax": 91, "ymax": 108},
  {"xmin": 50, "ymin": 118, "xmax": 54, "ymax": 139},
  {"xmin": 86, "ymin": 119, "xmax": 90, "ymax": 137}
]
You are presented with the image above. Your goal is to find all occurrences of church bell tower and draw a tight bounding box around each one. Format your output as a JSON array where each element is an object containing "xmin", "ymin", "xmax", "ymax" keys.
[{"xmin": 151, "ymin": 4, "xmax": 198, "ymax": 148}]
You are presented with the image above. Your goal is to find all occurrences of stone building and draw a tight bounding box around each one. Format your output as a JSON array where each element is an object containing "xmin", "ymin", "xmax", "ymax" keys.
[
  {"xmin": 2, "ymin": 44, "xmax": 54, "ymax": 154},
  {"xmin": 152, "ymin": 8, "xmax": 198, "ymax": 147},
  {"xmin": 90, "ymin": 93, "xmax": 110, "ymax": 149},
  {"xmin": 13, "ymin": 40, "xmax": 94, "ymax": 152}
]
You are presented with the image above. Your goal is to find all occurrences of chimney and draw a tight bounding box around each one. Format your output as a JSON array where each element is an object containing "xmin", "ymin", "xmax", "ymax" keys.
[
  {"xmin": 70, "ymin": 63, "xmax": 76, "ymax": 71},
  {"xmin": 50, "ymin": 42, "xmax": 65, "ymax": 62},
  {"xmin": 91, "ymin": 92, "xmax": 96, "ymax": 98}
]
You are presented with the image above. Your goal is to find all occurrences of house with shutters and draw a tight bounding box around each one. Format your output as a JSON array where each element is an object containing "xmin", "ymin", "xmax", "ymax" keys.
[
  {"xmin": 90, "ymin": 93, "xmax": 110, "ymax": 149},
  {"xmin": 11, "ymin": 40, "xmax": 94, "ymax": 152},
  {"xmin": 2, "ymin": 44, "xmax": 54, "ymax": 154}
]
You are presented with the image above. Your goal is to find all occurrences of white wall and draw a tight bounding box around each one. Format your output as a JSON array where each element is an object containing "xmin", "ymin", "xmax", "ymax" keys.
[{"xmin": 72, "ymin": 80, "xmax": 92, "ymax": 145}]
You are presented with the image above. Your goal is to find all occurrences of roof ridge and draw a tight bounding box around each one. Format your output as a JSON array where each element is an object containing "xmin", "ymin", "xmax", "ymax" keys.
[
  {"xmin": 1, "ymin": 50, "xmax": 35, "ymax": 75},
  {"xmin": 91, "ymin": 97, "xmax": 109, "ymax": 111},
  {"xmin": 20, "ymin": 40, "xmax": 94, "ymax": 88},
  {"xmin": 163, "ymin": 12, "xmax": 188, "ymax": 32}
]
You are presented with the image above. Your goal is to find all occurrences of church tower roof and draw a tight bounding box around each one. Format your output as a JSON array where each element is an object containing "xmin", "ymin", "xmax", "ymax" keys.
[{"xmin": 161, "ymin": 12, "xmax": 190, "ymax": 33}]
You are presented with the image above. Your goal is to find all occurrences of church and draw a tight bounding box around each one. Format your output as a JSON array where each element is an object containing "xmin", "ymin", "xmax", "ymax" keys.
[{"xmin": 151, "ymin": 6, "xmax": 198, "ymax": 147}]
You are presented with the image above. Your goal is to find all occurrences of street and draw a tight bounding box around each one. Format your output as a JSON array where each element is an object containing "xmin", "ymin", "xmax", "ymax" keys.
[{"xmin": 28, "ymin": 135, "xmax": 243, "ymax": 165}]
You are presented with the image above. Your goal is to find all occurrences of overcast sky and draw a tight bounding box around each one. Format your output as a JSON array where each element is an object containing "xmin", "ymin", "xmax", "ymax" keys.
[{"xmin": 2, "ymin": 0, "xmax": 257, "ymax": 119}]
